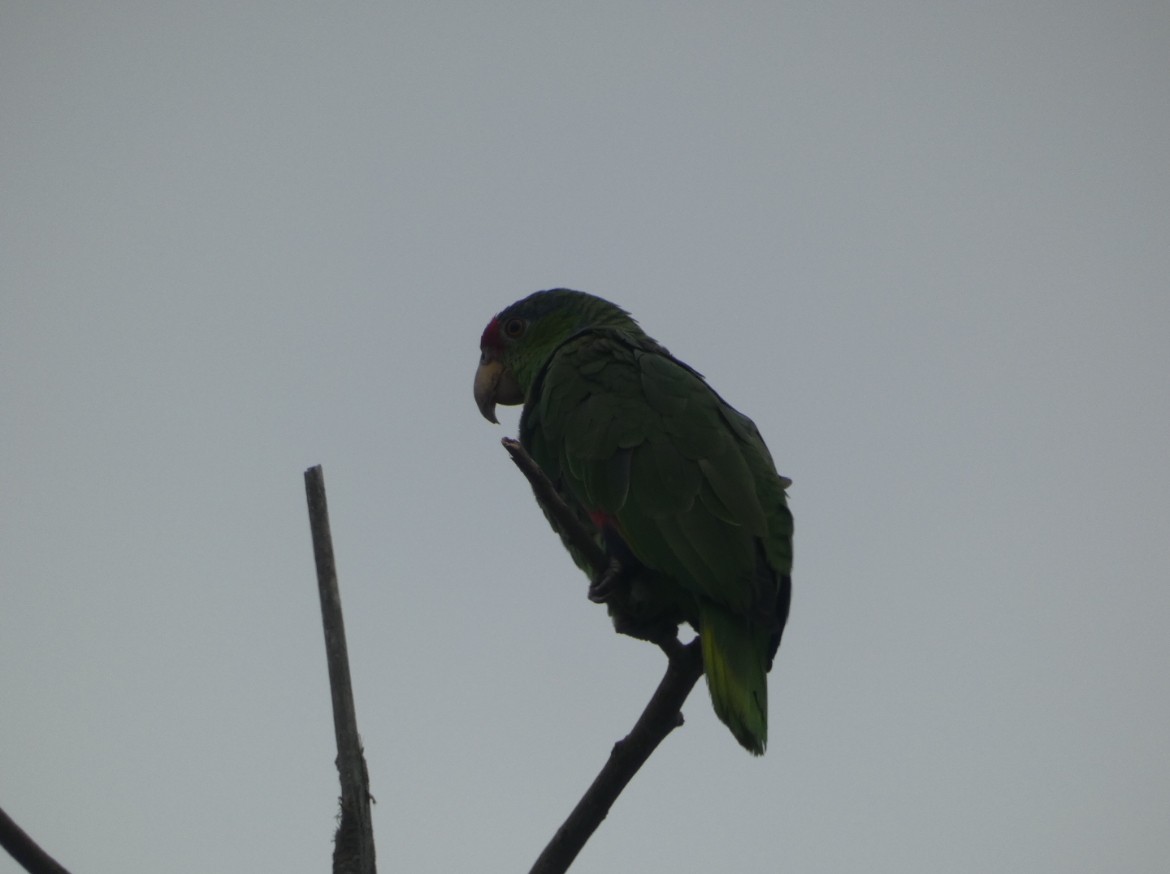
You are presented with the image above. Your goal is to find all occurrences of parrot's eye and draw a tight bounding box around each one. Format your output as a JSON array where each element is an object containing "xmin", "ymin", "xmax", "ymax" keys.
[{"xmin": 503, "ymin": 318, "xmax": 526, "ymax": 339}]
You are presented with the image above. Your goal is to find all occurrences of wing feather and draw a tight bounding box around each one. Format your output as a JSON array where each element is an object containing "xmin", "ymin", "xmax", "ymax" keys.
[{"xmin": 525, "ymin": 328, "xmax": 788, "ymax": 620}]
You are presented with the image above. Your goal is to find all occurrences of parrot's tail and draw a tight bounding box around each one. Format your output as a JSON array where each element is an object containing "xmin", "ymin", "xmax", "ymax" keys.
[{"xmin": 699, "ymin": 603, "xmax": 769, "ymax": 755}]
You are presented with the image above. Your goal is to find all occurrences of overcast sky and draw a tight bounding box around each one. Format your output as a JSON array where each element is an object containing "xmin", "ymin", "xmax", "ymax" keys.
[{"xmin": 3, "ymin": 3, "xmax": 1168, "ymax": 873}]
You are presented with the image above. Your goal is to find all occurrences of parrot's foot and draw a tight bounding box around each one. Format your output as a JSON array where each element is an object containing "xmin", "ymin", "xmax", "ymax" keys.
[
  {"xmin": 590, "ymin": 555, "xmax": 688, "ymax": 647},
  {"xmin": 611, "ymin": 612, "xmax": 681, "ymax": 649},
  {"xmin": 588, "ymin": 557, "xmax": 625, "ymax": 604}
]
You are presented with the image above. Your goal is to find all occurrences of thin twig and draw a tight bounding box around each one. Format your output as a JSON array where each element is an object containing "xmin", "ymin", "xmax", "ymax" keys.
[
  {"xmin": 0, "ymin": 804, "xmax": 73, "ymax": 874},
  {"xmin": 502, "ymin": 438, "xmax": 607, "ymax": 575},
  {"xmin": 305, "ymin": 465, "xmax": 377, "ymax": 874},
  {"xmin": 500, "ymin": 438, "xmax": 707, "ymax": 874}
]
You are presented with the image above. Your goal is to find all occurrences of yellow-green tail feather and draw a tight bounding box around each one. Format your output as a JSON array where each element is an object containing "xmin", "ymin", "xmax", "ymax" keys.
[{"xmin": 699, "ymin": 603, "xmax": 769, "ymax": 755}]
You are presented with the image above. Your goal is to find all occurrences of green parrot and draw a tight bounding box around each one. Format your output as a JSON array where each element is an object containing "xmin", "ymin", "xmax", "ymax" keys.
[{"xmin": 474, "ymin": 289, "xmax": 793, "ymax": 755}]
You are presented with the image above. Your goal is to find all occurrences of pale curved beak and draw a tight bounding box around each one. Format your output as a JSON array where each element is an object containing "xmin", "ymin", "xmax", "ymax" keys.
[{"xmin": 474, "ymin": 355, "xmax": 522, "ymax": 423}]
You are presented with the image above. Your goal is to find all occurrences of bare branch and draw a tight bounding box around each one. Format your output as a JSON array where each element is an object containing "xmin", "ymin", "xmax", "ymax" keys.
[
  {"xmin": 502, "ymin": 437, "xmax": 607, "ymax": 575},
  {"xmin": 0, "ymin": 804, "xmax": 73, "ymax": 874},
  {"xmin": 528, "ymin": 640, "xmax": 704, "ymax": 874},
  {"xmin": 305, "ymin": 465, "xmax": 377, "ymax": 874},
  {"xmin": 500, "ymin": 438, "xmax": 707, "ymax": 873}
]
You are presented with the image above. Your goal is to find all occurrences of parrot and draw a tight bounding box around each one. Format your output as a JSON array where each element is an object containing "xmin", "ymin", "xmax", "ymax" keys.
[{"xmin": 474, "ymin": 288, "xmax": 793, "ymax": 755}]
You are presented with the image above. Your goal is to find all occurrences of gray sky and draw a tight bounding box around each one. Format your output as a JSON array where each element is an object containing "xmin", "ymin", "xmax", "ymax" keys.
[{"xmin": 3, "ymin": 3, "xmax": 1168, "ymax": 872}]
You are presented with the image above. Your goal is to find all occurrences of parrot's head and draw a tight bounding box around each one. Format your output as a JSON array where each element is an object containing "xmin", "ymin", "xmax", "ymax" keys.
[{"xmin": 474, "ymin": 288, "xmax": 645, "ymax": 423}]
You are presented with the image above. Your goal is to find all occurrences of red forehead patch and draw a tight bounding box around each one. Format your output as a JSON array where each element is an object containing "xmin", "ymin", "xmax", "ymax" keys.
[{"xmin": 480, "ymin": 316, "xmax": 501, "ymax": 350}]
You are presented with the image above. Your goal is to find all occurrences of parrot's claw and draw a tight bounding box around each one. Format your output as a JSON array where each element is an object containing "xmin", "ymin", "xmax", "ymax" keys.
[
  {"xmin": 588, "ymin": 558, "xmax": 624, "ymax": 604},
  {"xmin": 610, "ymin": 611, "xmax": 683, "ymax": 649}
]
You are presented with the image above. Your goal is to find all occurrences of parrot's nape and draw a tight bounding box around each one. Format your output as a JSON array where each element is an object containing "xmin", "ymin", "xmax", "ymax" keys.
[{"xmin": 474, "ymin": 288, "xmax": 793, "ymax": 755}]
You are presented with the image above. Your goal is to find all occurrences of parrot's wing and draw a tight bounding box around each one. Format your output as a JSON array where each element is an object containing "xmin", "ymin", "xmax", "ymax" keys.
[{"xmin": 526, "ymin": 328, "xmax": 789, "ymax": 620}]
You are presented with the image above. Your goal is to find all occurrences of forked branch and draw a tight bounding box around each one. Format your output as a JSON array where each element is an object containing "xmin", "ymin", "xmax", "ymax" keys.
[{"xmin": 501, "ymin": 438, "xmax": 706, "ymax": 874}]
